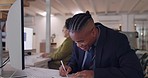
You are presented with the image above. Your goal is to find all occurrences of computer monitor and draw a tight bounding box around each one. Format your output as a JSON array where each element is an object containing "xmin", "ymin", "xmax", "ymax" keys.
[{"xmin": 6, "ymin": 0, "xmax": 25, "ymax": 70}]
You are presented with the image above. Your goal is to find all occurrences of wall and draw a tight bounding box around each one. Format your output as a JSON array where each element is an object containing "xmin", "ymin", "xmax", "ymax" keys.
[
  {"xmin": 24, "ymin": 16, "xmax": 46, "ymax": 53},
  {"xmin": 24, "ymin": 15, "xmax": 67, "ymax": 53},
  {"xmin": 51, "ymin": 15, "xmax": 66, "ymax": 47},
  {"xmin": 34, "ymin": 16, "xmax": 46, "ymax": 53}
]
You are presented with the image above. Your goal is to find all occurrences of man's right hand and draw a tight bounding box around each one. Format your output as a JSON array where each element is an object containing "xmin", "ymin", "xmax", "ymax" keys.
[{"xmin": 59, "ymin": 65, "xmax": 72, "ymax": 77}]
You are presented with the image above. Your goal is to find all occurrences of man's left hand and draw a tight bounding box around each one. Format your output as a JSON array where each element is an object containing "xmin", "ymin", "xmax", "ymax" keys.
[{"xmin": 71, "ymin": 70, "xmax": 94, "ymax": 78}]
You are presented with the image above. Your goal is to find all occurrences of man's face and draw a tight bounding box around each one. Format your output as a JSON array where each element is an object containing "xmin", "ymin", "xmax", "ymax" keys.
[{"xmin": 70, "ymin": 21, "xmax": 95, "ymax": 51}]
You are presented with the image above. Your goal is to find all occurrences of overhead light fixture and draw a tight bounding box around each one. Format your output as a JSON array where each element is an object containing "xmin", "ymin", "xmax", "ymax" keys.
[
  {"xmin": 51, "ymin": 14, "xmax": 54, "ymax": 16},
  {"xmin": 141, "ymin": 33, "xmax": 143, "ymax": 36},
  {"xmin": 40, "ymin": 12, "xmax": 47, "ymax": 16},
  {"xmin": 73, "ymin": 11, "xmax": 83, "ymax": 15},
  {"xmin": 119, "ymin": 24, "xmax": 121, "ymax": 26}
]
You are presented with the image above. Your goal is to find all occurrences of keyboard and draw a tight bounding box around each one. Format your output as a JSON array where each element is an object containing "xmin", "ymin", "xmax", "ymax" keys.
[{"xmin": 25, "ymin": 53, "xmax": 51, "ymax": 68}]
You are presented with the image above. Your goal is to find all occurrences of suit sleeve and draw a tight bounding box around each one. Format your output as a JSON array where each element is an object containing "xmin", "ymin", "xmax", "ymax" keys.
[
  {"xmin": 94, "ymin": 34, "xmax": 144, "ymax": 78},
  {"xmin": 68, "ymin": 43, "xmax": 80, "ymax": 73}
]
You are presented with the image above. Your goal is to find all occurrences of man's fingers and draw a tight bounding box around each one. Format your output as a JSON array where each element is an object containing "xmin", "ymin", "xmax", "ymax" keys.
[
  {"xmin": 59, "ymin": 65, "xmax": 71, "ymax": 77},
  {"xmin": 74, "ymin": 71, "xmax": 87, "ymax": 78},
  {"xmin": 66, "ymin": 67, "xmax": 71, "ymax": 73}
]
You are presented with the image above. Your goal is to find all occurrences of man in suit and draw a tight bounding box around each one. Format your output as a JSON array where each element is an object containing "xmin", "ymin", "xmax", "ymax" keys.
[{"xmin": 59, "ymin": 11, "xmax": 144, "ymax": 78}]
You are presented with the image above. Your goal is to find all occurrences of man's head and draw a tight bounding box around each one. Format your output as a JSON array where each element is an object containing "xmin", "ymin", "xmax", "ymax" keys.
[{"xmin": 69, "ymin": 11, "xmax": 98, "ymax": 51}]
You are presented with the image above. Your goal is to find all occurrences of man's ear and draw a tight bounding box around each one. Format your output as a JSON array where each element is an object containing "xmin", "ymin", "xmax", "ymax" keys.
[{"xmin": 91, "ymin": 28, "xmax": 96, "ymax": 37}]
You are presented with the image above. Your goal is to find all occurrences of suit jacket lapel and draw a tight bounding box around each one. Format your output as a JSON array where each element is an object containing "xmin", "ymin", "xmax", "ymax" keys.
[
  {"xmin": 79, "ymin": 49, "xmax": 85, "ymax": 68},
  {"xmin": 95, "ymin": 25, "xmax": 107, "ymax": 67}
]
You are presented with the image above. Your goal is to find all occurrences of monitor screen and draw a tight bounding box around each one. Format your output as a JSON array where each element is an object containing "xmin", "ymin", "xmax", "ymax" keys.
[{"xmin": 6, "ymin": 0, "xmax": 25, "ymax": 70}]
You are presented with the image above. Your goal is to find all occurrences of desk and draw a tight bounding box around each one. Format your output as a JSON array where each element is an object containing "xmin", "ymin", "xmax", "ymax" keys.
[
  {"xmin": 24, "ymin": 67, "xmax": 66, "ymax": 78},
  {"xmin": 1, "ymin": 54, "xmax": 68, "ymax": 78},
  {"xmin": 25, "ymin": 53, "xmax": 51, "ymax": 68},
  {"xmin": 2, "ymin": 64, "xmax": 68, "ymax": 78}
]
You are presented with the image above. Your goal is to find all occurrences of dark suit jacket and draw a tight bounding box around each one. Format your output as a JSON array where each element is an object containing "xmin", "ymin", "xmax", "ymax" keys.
[{"xmin": 68, "ymin": 23, "xmax": 144, "ymax": 78}]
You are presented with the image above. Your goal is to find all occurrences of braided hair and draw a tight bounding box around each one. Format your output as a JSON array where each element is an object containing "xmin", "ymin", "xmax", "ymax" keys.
[{"xmin": 69, "ymin": 11, "xmax": 93, "ymax": 32}]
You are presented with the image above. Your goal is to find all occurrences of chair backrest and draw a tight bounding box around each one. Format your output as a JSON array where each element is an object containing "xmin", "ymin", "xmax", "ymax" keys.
[{"xmin": 140, "ymin": 53, "xmax": 148, "ymax": 75}]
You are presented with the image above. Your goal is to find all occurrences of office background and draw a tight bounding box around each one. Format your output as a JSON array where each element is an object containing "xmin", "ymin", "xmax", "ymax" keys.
[
  {"xmin": 0, "ymin": 0, "xmax": 148, "ymax": 53},
  {"xmin": 23, "ymin": 0, "xmax": 148, "ymax": 53},
  {"xmin": 0, "ymin": 0, "xmax": 148, "ymax": 77}
]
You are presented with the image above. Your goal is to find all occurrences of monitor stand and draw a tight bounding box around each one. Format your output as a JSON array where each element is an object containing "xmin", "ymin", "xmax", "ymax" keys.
[
  {"xmin": 1, "ymin": 66, "xmax": 27, "ymax": 78},
  {"xmin": 1, "ymin": 64, "xmax": 27, "ymax": 78},
  {"xmin": 1, "ymin": 70, "xmax": 27, "ymax": 78}
]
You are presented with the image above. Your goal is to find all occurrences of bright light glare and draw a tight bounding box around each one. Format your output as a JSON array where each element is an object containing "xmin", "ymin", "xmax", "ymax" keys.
[
  {"xmin": 74, "ymin": 11, "xmax": 83, "ymax": 15},
  {"xmin": 51, "ymin": 14, "xmax": 54, "ymax": 16},
  {"xmin": 40, "ymin": 12, "xmax": 47, "ymax": 16},
  {"xmin": 141, "ymin": 33, "xmax": 143, "ymax": 36}
]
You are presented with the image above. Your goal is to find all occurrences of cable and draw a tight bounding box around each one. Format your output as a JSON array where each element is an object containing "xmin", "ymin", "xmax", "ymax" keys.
[
  {"xmin": 0, "ymin": 57, "xmax": 10, "ymax": 68},
  {"xmin": 3, "ymin": 56, "xmax": 10, "ymax": 65},
  {"xmin": 9, "ymin": 70, "xmax": 17, "ymax": 78},
  {"xmin": 9, "ymin": 70, "xmax": 27, "ymax": 78}
]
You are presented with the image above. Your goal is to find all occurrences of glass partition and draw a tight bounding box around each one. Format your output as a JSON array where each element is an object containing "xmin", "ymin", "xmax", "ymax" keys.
[{"xmin": 135, "ymin": 20, "xmax": 148, "ymax": 51}]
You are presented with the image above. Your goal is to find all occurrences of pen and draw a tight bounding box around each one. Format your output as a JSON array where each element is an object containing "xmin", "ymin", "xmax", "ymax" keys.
[{"xmin": 60, "ymin": 60, "xmax": 68, "ymax": 77}]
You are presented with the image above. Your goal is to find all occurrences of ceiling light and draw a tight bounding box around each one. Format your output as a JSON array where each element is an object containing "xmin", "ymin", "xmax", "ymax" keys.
[
  {"xmin": 51, "ymin": 14, "xmax": 54, "ymax": 16},
  {"xmin": 119, "ymin": 24, "xmax": 121, "ymax": 26},
  {"xmin": 141, "ymin": 33, "xmax": 143, "ymax": 36},
  {"xmin": 73, "ymin": 11, "xmax": 83, "ymax": 15},
  {"xmin": 40, "ymin": 12, "xmax": 47, "ymax": 16}
]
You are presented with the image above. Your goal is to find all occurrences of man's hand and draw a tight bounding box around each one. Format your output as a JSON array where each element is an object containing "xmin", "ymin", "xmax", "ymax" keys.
[
  {"xmin": 71, "ymin": 70, "xmax": 94, "ymax": 78},
  {"xmin": 59, "ymin": 65, "xmax": 72, "ymax": 77},
  {"xmin": 40, "ymin": 53, "xmax": 49, "ymax": 58}
]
